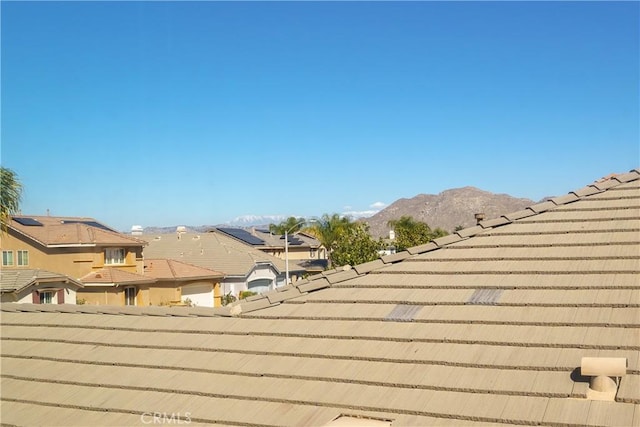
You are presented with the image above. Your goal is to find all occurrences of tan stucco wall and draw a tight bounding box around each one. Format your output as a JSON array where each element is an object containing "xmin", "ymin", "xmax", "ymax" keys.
[
  {"xmin": 77, "ymin": 281, "xmax": 221, "ymax": 307},
  {"xmin": 77, "ymin": 287, "xmax": 122, "ymax": 306},
  {"xmin": 266, "ymin": 247, "xmax": 321, "ymax": 261},
  {"xmin": 1, "ymin": 230, "xmax": 144, "ymax": 279},
  {"xmin": 147, "ymin": 282, "xmax": 181, "ymax": 306}
]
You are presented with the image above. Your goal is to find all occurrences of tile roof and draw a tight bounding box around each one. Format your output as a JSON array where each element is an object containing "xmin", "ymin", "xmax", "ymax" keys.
[
  {"xmin": 139, "ymin": 230, "xmax": 294, "ymax": 276},
  {"xmin": 217, "ymin": 226, "xmax": 322, "ymax": 249},
  {"xmin": 0, "ymin": 269, "xmax": 84, "ymax": 293},
  {"xmin": 7, "ymin": 215, "xmax": 146, "ymax": 247},
  {"xmin": 79, "ymin": 267, "xmax": 155, "ymax": 286},
  {"xmin": 143, "ymin": 258, "xmax": 224, "ymax": 280},
  {"xmin": 1, "ymin": 169, "xmax": 638, "ymax": 426}
]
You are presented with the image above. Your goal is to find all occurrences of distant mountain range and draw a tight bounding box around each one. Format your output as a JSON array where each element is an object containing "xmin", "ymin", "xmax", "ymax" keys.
[
  {"xmin": 363, "ymin": 186, "xmax": 536, "ymax": 238},
  {"xmin": 139, "ymin": 187, "xmax": 536, "ymax": 237}
]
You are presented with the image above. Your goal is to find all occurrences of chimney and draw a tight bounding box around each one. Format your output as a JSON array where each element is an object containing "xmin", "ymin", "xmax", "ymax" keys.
[{"xmin": 474, "ymin": 213, "xmax": 486, "ymax": 225}]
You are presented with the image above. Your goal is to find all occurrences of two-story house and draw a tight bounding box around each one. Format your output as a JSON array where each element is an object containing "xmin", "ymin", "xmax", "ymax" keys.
[
  {"xmin": 2, "ymin": 215, "xmax": 225, "ymax": 307},
  {"xmin": 2, "ymin": 215, "xmax": 146, "ymax": 278}
]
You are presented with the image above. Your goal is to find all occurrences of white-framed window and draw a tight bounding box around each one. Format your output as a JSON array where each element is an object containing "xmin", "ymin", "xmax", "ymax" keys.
[
  {"xmin": 124, "ymin": 287, "xmax": 136, "ymax": 306},
  {"xmin": 40, "ymin": 291, "xmax": 54, "ymax": 304},
  {"xmin": 2, "ymin": 250, "xmax": 14, "ymax": 266},
  {"xmin": 17, "ymin": 250, "xmax": 29, "ymax": 266},
  {"xmin": 105, "ymin": 248, "xmax": 126, "ymax": 265}
]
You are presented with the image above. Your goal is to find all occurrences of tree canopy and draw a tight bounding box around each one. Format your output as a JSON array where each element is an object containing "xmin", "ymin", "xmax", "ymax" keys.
[
  {"xmin": 0, "ymin": 167, "xmax": 22, "ymax": 231},
  {"xmin": 268, "ymin": 216, "xmax": 307, "ymax": 235},
  {"xmin": 304, "ymin": 213, "xmax": 382, "ymax": 268},
  {"xmin": 330, "ymin": 222, "xmax": 383, "ymax": 267},
  {"xmin": 387, "ymin": 215, "xmax": 448, "ymax": 251}
]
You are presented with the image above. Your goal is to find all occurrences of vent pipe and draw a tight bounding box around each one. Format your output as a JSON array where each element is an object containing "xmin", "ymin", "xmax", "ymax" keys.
[{"xmin": 580, "ymin": 357, "xmax": 627, "ymax": 401}]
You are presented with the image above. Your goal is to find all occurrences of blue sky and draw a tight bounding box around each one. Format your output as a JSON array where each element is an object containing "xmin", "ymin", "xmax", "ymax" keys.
[{"xmin": 2, "ymin": 1, "xmax": 638, "ymax": 232}]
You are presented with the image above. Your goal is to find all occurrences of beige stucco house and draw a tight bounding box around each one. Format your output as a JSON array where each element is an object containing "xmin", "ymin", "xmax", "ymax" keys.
[
  {"xmin": 1, "ymin": 215, "xmax": 146, "ymax": 278},
  {"xmin": 77, "ymin": 259, "xmax": 224, "ymax": 307}
]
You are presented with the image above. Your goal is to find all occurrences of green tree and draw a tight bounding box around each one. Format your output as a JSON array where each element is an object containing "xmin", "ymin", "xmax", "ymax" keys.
[
  {"xmin": 269, "ymin": 216, "xmax": 307, "ymax": 235},
  {"xmin": 387, "ymin": 216, "xmax": 448, "ymax": 251},
  {"xmin": 0, "ymin": 167, "xmax": 23, "ymax": 231},
  {"xmin": 331, "ymin": 222, "xmax": 383, "ymax": 267},
  {"xmin": 304, "ymin": 213, "xmax": 353, "ymax": 268}
]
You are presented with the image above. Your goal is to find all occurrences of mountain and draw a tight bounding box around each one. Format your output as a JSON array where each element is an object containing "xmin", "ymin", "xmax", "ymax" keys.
[{"xmin": 363, "ymin": 186, "xmax": 536, "ymax": 238}]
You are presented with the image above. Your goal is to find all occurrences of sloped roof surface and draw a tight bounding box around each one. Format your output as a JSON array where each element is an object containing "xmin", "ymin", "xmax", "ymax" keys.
[
  {"xmin": 7, "ymin": 215, "xmax": 146, "ymax": 247},
  {"xmin": 143, "ymin": 258, "xmax": 224, "ymax": 280},
  {"xmin": 139, "ymin": 230, "xmax": 291, "ymax": 276},
  {"xmin": 1, "ymin": 170, "xmax": 639, "ymax": 426},
  {"xmin": 218, "ymin": 227, "xmax": 321, "ymax": 249},
  {"xmin": 0, "ymin": 269, "xmax": 83, "ymax": 293},
  {"xmin": 79, "ymin": 267, "xmax": 155, "ymax": 285}
]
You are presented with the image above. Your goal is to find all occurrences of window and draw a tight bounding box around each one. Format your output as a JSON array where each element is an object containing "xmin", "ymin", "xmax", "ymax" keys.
[
  {"xmin": 17, "ymin": 250, "xmax": 29, "ymax": 266},
  {"xmin": 40, "ymin": 291, "xmax": 54, "ymax": 304},
  {"xmin": 2, "ymin": 251, "xmax": 14, "ymax": 266},
  {"xmin": 310, "ymin": 248, "xmax": 317, "ymax": 258},
  {"xmin": 124, "ymin": 287, "xmax": 136, "ymax": 306},
  {"xmin": 105, "ymin": 248, "xmax": 126, "ymax": 265}
]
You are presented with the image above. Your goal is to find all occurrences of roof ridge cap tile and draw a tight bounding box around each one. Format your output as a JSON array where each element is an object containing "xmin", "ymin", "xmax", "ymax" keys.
[
  {"xmin": 380, "ymin": 251, "xmax": 412, "ymax": 264},
  {"xmin": 503, "ymin": 207, "xmax": 537, "ymax": 221},
  {"xmin": 431, "ymin": 233, "xmax": 466, "ymax": 247},
  {"xmin": 614, "ymin": 169, "xmax": 640, "ymax": 183}
]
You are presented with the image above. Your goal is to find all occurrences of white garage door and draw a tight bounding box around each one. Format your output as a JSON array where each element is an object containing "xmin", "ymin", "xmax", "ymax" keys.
[{"xmin": 181, "ymin": 283, "xmax": 213, "ymax": 307}]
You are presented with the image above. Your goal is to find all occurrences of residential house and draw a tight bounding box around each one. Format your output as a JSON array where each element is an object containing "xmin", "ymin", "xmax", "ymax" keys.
[
  {"xmin": 77, "ymin": 259, "xmax": 224, "ymax": 307},
  {"xmin": 142, "ymin": 258, "xmax": 225, "ymax": 307},
  {"xmin": 1, "ymin": 215, "xmax": 146, "ymax": 279},
  {"xmin": 77, "ymin": 267, "xmax": 156, "ymax": 306},
  {"xmin": 140, "ymin": 228, "xmax": 301, "ymax": 297},
  {"xmin": 0, "ymin": 269, "xmax": 83, "ymax": 304},
  {"xmin": 216, "ymin": 227, "xmax": 328, "ymax": 274},
  {"xmin": 1, "ymin": 169, "xmax": 638, "ymax": 426}
]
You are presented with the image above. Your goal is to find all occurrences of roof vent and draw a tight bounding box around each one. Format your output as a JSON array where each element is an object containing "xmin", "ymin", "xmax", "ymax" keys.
[
  {"xmin": 474, "ymin": 212, "xmax": 486, "ymax": 224},
  {"xmin": 385, "ymin": 304, "xmax": 423, "ymax": 322},
  {"xmin": 581, "ymin": 357, "xmax": 627, "ymax": 401},
  {"xmin": 468, "ymin": 288, "xmax": 503, "ymax": 305}
]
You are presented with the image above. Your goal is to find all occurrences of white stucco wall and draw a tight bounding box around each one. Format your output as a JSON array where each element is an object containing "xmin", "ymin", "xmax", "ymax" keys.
[
  {"xmin": 5, "ymin": 286, "xmax": 78, "ymax": 304},
  {"xmin": 220, "ymin": 263, "xmax": 284, "ymax": 297},
  {"xmin": 181, "ymin": 282, "xmax": 213, "ymax": 307}
]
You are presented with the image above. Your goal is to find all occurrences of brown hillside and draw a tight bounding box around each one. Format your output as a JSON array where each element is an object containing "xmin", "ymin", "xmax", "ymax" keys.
[{"xmin": 364, "ymin": 186, "xmax": 536, "ymax": 238}]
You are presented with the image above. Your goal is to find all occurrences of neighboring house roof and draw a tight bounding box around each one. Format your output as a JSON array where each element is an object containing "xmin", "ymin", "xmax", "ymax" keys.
[
  {"xmin": 1, "ymin": 169, "xmax": 638, "ymax": 426},
  {"xmin": 0, "ymin": 269, "xmax": 84, "ymax": 293},
  {"xmin": 217, "ymin": 227, "xmax": 322, "ymax": 249},
  {"xmin": 79, "ymin": 267, "xmax": 155, "ymax": 286},
  {"xmin": 143, "ymin": 258, "xmax": 224, "ymax": 281},
  {"xmin": 7, "ymin": 215, "xmax": 146, "ymax": 248},
  {"xmin": 140, "ymin": 230, "xmax": 296, "ymax": 277}
]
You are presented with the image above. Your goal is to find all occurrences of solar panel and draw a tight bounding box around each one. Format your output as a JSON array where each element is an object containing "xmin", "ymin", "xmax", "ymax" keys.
[
  {"xmin": 13, "ymin": 217, "xmax": 43, "ymax": 226},
  {"xmin": 217, "ymin": 227, "xmax": 265, "ymax": 245},
  {"xmin": 61, "ymin": 220, "xmax": 116, "ymax": 232},
  {"xmin": 279, "ymin": 235, "xmax": 304, "ymax": 245}
]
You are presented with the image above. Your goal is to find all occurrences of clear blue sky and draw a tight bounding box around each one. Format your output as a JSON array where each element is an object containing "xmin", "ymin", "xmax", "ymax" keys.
[{"xmin": 2, "ymin": 1, "xmax": 638, "ymax": 232}]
